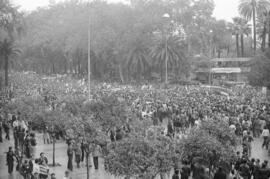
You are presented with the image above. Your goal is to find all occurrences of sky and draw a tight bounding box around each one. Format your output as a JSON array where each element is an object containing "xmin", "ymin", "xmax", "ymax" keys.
[{"xmin": 12, "ymin": 0, "xmax": 239, "ymax": 22}]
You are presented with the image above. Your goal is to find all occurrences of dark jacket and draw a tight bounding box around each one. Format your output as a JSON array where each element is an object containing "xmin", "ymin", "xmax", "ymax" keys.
[
  {"xmin": 6, "ymin": 151, "xmax": 14, "ymax": 164},
  {"xmin": 239, "ymin": 164, "xmax": 250, "ymax": 177},
  {"xmin": 172, "ymin": 174, "xmax": 180, "ymax": 179},
  {"xmin": 181, "ymin": 165, "xmax": 191, "ymax": 179},
  {"xmin": 213, "ymin": 171, "xmax": 226, "ymax": 179},
  {"xmin": 258, "ymin": 168, "xmax": 270, "ymax": 179},
  {"xmin": 253, "ymin": 165, "xmax": 260, "ymax": 179}
]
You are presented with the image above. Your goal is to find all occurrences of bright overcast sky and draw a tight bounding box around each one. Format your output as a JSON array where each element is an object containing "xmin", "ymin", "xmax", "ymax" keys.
[{"xmin": 12, "ymin": 0, "xmax": 239, "ymax": 22}]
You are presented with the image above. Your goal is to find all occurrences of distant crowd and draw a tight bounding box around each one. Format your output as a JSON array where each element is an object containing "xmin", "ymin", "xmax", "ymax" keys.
[{"xmin": 1, "ymin": 84, "xmax": 270, "ymax": 179}]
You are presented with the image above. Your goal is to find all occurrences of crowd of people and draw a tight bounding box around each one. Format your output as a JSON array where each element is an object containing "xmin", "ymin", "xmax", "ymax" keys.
[
  {"xmin": 1, "ymin": 83, "xmax": 270, "ymax": 179},
  {"xmin": 98, "ymin": 85, "xmax": 270, "ymax": 179}
]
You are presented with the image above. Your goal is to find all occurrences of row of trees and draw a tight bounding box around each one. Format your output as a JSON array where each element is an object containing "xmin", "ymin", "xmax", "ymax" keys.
[
  {"xmin": 9, "ymin": 0, "xmax": 257, "ymax": 82},
  {"xmin": 1, "ymin": 0, "xmax": 270, "ymax": 87}
]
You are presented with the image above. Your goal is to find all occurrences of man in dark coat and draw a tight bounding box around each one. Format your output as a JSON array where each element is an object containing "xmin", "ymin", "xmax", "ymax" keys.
[
  {"xmin": 67, "ymin": 142, "xmax": 73, "ymax": 171},
  {"xmin": 258, "ymin": 162, "xmax": 270, "ymax": 179},
  {"xmin": 239, "ymin": 160, "xmax": 250, "ymax": 179},
  {"xmin": 172, "ymin": 169, "xmax": 180, "ymax": 179},
  {"xmin": 18, "ymin": 128, "xmax": 25, "ymax": 150},
  {"xmin": 3, "ymin": 120, "xmax": 10, "ymax": 140},
  {"xmin": 213, "ymin": 167, "xmax": 226, "ymax": 179},
  {"xmin": 6, "ymin": 146, "xmax": 15, "ymax": 174},
  {"xmin": 181, "ymin": 161, "xmax": 191, "ymax": 179}
]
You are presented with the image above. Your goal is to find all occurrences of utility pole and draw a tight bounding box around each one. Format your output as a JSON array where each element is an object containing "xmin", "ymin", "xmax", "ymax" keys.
[{"xmin": 88, "ymin": 15, "xmax": 91, "ymax": 100}]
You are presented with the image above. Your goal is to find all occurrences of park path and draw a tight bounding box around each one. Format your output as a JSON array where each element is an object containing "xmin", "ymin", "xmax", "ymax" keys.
[
  {"xmin": 0, "ymin": 131, "xmax": 120, "ymax": 179},
  {"xmin": 0, "ymin": 130, "xmax": 269, "ymax": 179}
]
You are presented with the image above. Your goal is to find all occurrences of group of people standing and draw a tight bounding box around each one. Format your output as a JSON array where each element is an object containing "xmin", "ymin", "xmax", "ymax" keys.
[{"xmin": 66, "ymin": 139, "xmax": 102, "ymax": 172}]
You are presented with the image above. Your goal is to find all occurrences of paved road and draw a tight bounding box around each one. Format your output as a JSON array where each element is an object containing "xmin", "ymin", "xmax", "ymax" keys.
[
  {"xmin": 0, "ymin": 131, "xmax": 269, "ymax": 179},
  {"xmin": 250, "ymin": 137, "xmax": 270, "ymax": 161}
]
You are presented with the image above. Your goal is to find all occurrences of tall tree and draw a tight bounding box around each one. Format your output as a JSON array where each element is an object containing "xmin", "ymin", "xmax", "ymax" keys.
[
  {"xmin": 239, "ymin": 0, "xmax": 270, "ymax": 55},
  {"xmin": 257, "ymin": 11, "xmax": 268, "ymax": 51},
  {"xmin": 0, "ymin": 39, "xmax": 21, "ymax": 86},
  {"xmin": 248, "ymin": 48, "xmax": 270, "ymax": 88},
  {"xmin": 232, "ymin": 17, "xmax": 251, "ymax": 57},
  {"xmin": 150, "ymin": 36, "xmax": 187, "ymax": 81},
  {"xmin": 230, "ymin": 18, "xmax": 241, "ymax": 57},
  {"xmin": 125, "ymin": 41, "xmax": 150, "ymax": 81}
]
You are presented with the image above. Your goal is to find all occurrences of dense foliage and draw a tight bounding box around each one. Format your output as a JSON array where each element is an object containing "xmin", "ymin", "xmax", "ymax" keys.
[
  {"xmin": 248, "ymin": 48, "xmax": 270, "ymax": 89},
  {"xmin": 104, "ymin": 132, "xmax": 176, "ymax": 179},
  {"xmin": 10, "ymin": 0, "xmax": 253, "ymax": 82}
]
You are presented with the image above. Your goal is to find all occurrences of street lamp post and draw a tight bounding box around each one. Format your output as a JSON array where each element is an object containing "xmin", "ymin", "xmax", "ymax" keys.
[
  {"xmin": 165, "ymin": 34, "xmax": 168, "ymax": 84},
  {"xmin": 163, "ymin": 13, "xmax": 170, "ymax": 84},
  {"xmin": 209, "ymin": 30, "xmax": 213, "ymax": 85},
  {"xmin": 88, "ymin": 14, "xmax": 91, "ymax": 100}
]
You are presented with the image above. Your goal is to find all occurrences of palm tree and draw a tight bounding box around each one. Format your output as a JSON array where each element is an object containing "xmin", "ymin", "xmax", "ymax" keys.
[
  {"xmin": 0, "ymin": 39, "xmax": 21, "ymax": 86},
  {"xmin": 125, "ymin": 41, "xmax": 150, "ymax": 81},
  {"xmin": 257, "ymin": 11, "xmax": 269, "ymax": 51},
  {"xmin": 239, "ymin": 0, "xmax": 270, "ymax": 55},
  {"xmin": 238, "ymin": 18, "xmax": 251, "ymax": 57},
  {"xmin": 231, "ymin": 17, "xmax": 251, "ymax": 57},
  {"xmin": 149, "ymin": 36, "xmax": 187, "ymax": 81},
  {"xmin": 230, "ymin": 19, "xmax": 241, "ymax": 57}
]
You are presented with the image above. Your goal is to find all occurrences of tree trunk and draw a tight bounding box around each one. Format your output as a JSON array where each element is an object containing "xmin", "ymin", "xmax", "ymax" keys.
[
  {"xmin": 241, "ymin": 34, "xmax": 244, "ymax": 57},
  {"xmin": 118, "ymin": 64, "xmax": 124, "ymax": 83},
  {"xmin": 252, "ymin": 4, "xmax": 256, "ymax": 55},
  {"xmin": 160, "ymin": 62, "xmax": 163, "ymax": 81},
  {"xmin": 86, "ymin": 153, "xmax": 90, "ymax": 179},
  {"xmin": 64, "ymin": 61, "xmax": 67, "ymax": 74},
  {"xmin": 236, "ymin": 34, "xmax": 240, "ymax": 57},
  {"xmin": 53, "ymin": 135, "xmax": 55, "ymax": 166},
  {"xmin": 268, "ymin": 12, "xmax": 270, "ymax": 48},
  {"xmin": 4, "ymin": 54, "xmax": 8, "ymax": 87},
  {"xmin": 262, "ymin": 21, "xmax": 266, "ymax": 52},
  {"xmin": 52, "ymin": 63, "xmax": 55, "ymax": 74},
  {"xmin": 217, "ymin": 49, "xmax": 221, "ymax": 58}
]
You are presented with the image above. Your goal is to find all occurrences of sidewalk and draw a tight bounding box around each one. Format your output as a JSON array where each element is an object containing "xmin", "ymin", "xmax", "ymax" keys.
[{"xmin": 0, "ymin": 132, "xmax": 120, "ymax": 179}]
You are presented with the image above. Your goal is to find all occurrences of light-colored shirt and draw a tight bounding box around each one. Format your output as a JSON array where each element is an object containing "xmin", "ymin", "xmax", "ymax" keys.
[
  {"xmin": 262, "ymin": 129, "xmax": 269, "ymax": 137},
  {"xmin": 13, "ymin": 120, "xmax": 19, "ymax": 128}
]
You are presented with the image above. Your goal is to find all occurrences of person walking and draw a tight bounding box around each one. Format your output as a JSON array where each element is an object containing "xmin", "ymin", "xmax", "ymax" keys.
[
  {"xmin": 43, "ymin": 129, "xmax": 50, "ymax": 144},
  {"xmin": 243, "ymin": 131, "xmax": 253, "ymax": 156},
  {"xmin": 29, "ymin": 133, "xmax": 37, "ymax": 158},
  {"xmin": 67, "ymin": 142, "xmax": 73, "ymax": 171},
  {"xmin": 6, "ymin": 146, "xmax": 15, "ymax": 174},
  {"xmin": 92, "ymin": 143, "xmax": 102, "ymax": 170},
  {"xmin": 3, "ymin": 120, "xmax": 10, "ymax": 140},
  {"xmin": 262, "ymin": 126, "xmax": 269, "ymax": 149},
  {"xmin": 253, "ymin": 119, "xmax": 261, "ymax": 138},
  {"xmin": 24, "ymin": 131, "xmax": 31, "ymax": 158},
  {"xmin": 74, "ymin": 143, "xmax": 82, "ymax": 168},
  {"xmin": 18, "ymin": 128, "xmax": 25, "ymax": 151},
  {"xmin": 13, "ymin": 126, "xmax": 19, "ymax": 149},
  {"xmin": 80, "ymin": 139, "xmax": 85, "ymax": 162}
]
